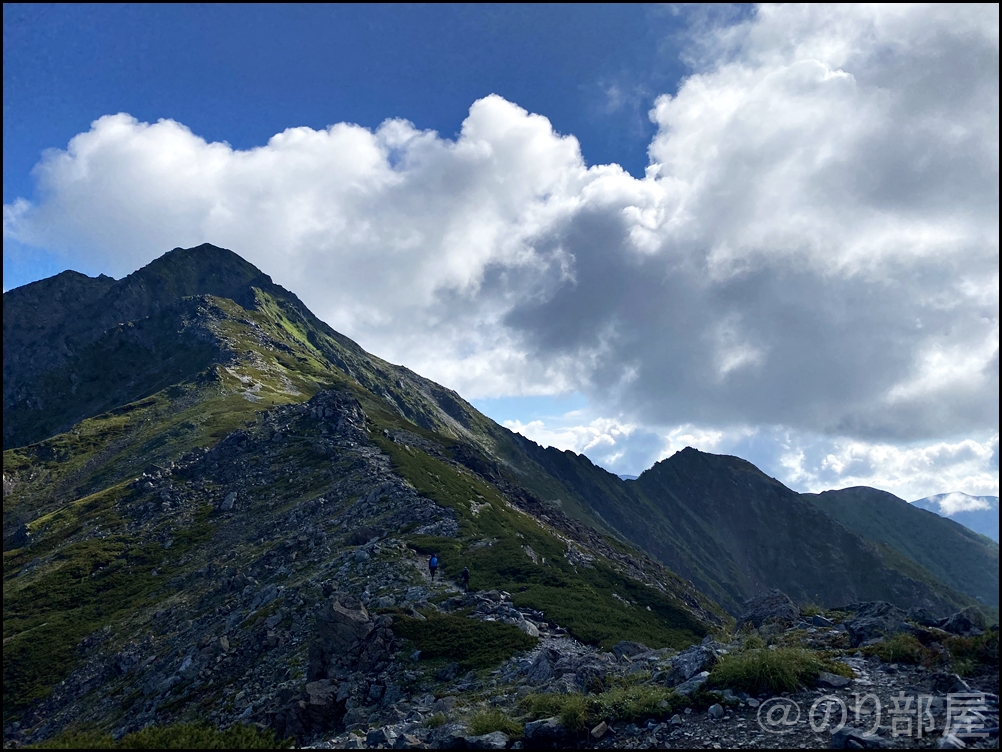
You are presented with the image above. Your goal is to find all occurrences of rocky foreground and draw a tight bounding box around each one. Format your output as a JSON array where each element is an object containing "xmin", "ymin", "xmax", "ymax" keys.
[
  {"xmin": 4, "ymin": 389, "xmax": 998, "ymax": 749},
  {"xmin": 294, "ymin": 588, "xmax": 999, "ymax": 750}
]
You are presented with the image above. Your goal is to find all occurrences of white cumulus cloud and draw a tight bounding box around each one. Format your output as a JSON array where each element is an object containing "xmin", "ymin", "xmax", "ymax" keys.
[
  {"xmin": 4, "ymin": 4, "xmax": 998, "ymax": 496},
  {"xmin": 934, "ymin": 492, "xmax": 994, "ymax": 516}
]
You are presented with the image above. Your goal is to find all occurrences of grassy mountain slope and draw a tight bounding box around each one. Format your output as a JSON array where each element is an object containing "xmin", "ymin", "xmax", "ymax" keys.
[
  {"xmin": 630, "ymin": 449, "xmax": 977, "ymax": 615},
  {"xmin": 806, "ymin": 487, "xmax": 999, "ymax": 608},
  {"xmin": 4, "ymin": 244, "xmax": 988, "ymax": 741},
  {"xmin": 912, "ymin": 493, "xmax": 1000, "ymax": 543},
  {"xmin": 3, "ymin": 245, "xmax": 723, "ymax": 739}
]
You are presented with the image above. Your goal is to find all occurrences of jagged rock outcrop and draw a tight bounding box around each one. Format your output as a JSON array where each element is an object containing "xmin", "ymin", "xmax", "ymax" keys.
[
  {"xmin": 736, "ymin": 589, "xmax": 801, "ymax": 630},
  {"xmin": 843, "ymin": 602, "xmax": 910, "ymax": 647}
]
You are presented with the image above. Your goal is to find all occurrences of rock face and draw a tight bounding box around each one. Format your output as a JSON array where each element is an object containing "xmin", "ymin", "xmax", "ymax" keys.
[
  {"xmin": 309, "ymin": 597, "xmax": 377, "ymax": 679},
  {"xmin": 736, "ymin": 589, "xmax": 800, "ymax": 630},
  {"xmin": 940, "ymin": 606, "xmax": 987, "ymax": 635},
  {"xmin": 844, "ymin": 602, "xmax": 910, "ymax": 647}
]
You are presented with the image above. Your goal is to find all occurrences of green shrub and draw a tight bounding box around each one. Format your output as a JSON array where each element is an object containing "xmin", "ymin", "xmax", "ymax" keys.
[
  {"xmin": 31, "ymin": 723, "xmax": 291, "ymax": 749},
  {"xmin": 590, "ymin": 684, "xmax": 675, "ymax": 723},
  {"xmin": 424, "ymin": 713, "xmax": 448, "ymax": 729},
  {"xmin": 392, "ymin": 611, "xmax": 536, "ymax": 671},
  {"xmin": 945, "ymin": 630, "xmax": 1000, "ymax": 674},
  {"xmin": 862, "ymin": 633, "xmax": 929, "ymax": 665},
  {"xmin": 709, "ymin": 647, "xmax": 850, "ymax": 694},
  {"xmin": 468, "ymin": 709, "xmax": 523, "ymax": 738},
  {"xmin": 28, "ymin": 730, "xmax": 113, "ymax": 749},
  {"xmin": 521, "ymin": 684, "xmax": 677, "ymax": 732},
  {"xmin": 556, "ymin": 694, "xmax": 589, "ymax": 732},
  {"xmin": 4, "ymin": 533, "xmax": 163, "ymax": 709}
]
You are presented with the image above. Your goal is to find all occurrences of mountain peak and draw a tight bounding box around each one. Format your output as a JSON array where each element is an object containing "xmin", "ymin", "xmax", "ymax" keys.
[{"xmin": 120, "ymin": 243, "xmax": 272, "ymax": 303}]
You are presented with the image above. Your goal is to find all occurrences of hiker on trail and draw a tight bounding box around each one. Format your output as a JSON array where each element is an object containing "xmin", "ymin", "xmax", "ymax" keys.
[
  {"xmin": 460, "ymin": 566, "xmax": 470, "ymax": 592},
  {"xmin": 428, "ymin": 554, "xmax": 439, "ymax": 580}
]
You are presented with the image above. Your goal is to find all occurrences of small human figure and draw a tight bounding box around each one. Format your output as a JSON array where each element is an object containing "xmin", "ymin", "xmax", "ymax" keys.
[
  {"xmin": 428, "ymin": 553, "xmax": 439, "ymax": 580},
  {"xmin": 460, "ymin": 566, "xmax": 470, "ymax": 592}
]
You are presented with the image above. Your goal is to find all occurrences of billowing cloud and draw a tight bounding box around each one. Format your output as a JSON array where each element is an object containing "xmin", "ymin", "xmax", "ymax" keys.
[{"xmin": 4, "ymin": 5, "xmax": 998, "ymax": 495}]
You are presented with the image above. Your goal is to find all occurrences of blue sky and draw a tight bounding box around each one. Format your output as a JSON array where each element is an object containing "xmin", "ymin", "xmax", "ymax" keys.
[
  {"xmin": 3, "ymin": 4, "xmax": 998, "ymax": 500},
  {"xmin": 3, "ymin": 5, "xmax": 688, "ymax": 212},
  {"xmin": 4, "ymin": 3, "xmax": 692, "ymax": 286}
]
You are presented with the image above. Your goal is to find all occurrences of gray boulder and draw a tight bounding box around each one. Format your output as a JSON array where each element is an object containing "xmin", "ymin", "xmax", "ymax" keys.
[
  {"xmin": 220, "ymin": 491, "xmax": 237, "ymax": 511},
  {"xmin": 427, "ymin": 722, "xmax": 471, "ymax": 750},
  {"xmin": 526, "ymin": 649, "xmax": 558, "ymax": 685},
  {"xmin": 843, "ymin": 602, "xmax": 909, "ymax": 647},
  {"xmin": 612, "ymin": 640, "xmax": 650, "ymax": 660},
  {"xmin": 737, "ymin": 589, "xmax": 799, "ymax": 630},
  {"xmin": 524, "ymin": 717, "xmax": 568, "ymax": 742},
  {"xmin": 816, "ymin": 670, "xmax": 852, "ymax": 688},
  {"xmin": 366, "ymin": 727, "xmax": 396, "ymax": 748},
  {"xmin": 433, "ymin": 695, "xmax": 461, "ymax": 713},
  {"xmin": 319, "ymin": 596, "xmax": 373, "ymax": 647},
  {"xmin": 465, "ymin": 731, "xmax": 510, "ymax": 749},
  {"xmin": 940, "ymin": 606, "xmax": 987, "ymax": 635},
  {"xmin": 908, "ymin": 606, "xmax": 941, "ymax": 627},
  {"xmin": 665, "ymin": 644, "xmax": 717, "ymax": 686},
  {"xmin": 574, "ymin": 654, "xmax": 616, "ymax": 692},
  {"xmin": 674, "ymin": 670, "xmax": 710, "ymax": 696},
  {"xmin": 830, "ymin": 727, "xmax": 889, "ymax": 748},
  {"xmin": 435, "ymin": 662, "xmax": 461, "ymax": 682}
]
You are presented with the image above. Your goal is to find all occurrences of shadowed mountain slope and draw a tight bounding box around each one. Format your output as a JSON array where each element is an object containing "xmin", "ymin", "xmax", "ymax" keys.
[
  {"xmin": 912, "ymin": 493, "xmax": 1000, "ymax": 543},
  {"xmin": 806, "ymin": 487, "xmax": 999, "ymax": 607},
  {"xmin": 631, "ymin": 449, "xmax": 979, "ymax": 615}
]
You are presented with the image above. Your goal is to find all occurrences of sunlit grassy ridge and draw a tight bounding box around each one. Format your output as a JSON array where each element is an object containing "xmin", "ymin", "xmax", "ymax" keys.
[{"xmin": 374, "ymin": 433, "xmax": 709, "ymax": 650}]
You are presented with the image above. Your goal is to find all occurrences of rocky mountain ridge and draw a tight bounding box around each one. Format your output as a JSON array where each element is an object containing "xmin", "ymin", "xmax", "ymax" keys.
[{"xmin": 4, "ymin": 244, "xmax": 997, "ymax": 748}]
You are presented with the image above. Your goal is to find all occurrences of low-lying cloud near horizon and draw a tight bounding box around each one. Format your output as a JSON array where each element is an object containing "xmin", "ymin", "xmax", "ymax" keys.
[{"xmin": 4, "ymin": 4, "xmax": 998, "ymax": 499}]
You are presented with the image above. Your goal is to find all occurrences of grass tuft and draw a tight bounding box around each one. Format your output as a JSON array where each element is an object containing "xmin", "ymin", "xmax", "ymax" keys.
[
  {"xmin": 708, "ymin": 647, "xmax": 851, "ymax": 694},
  {"xmin": 424, "ymin": 713, "xmax": 448, "ymax": 729},
  {"xmin": 861, "ymin": 633, "xmax": 932, "ymax": 665},
  {"xmin": 468, "ymin": 708, "xmax": 524, "ymax": 738},
  {"xmin": 944, "ymin": 630, "xmax": 999, "ymax": 676},
  {"xmin": 521, "ymin": 684, "xmax": 678, "ymax": 732}
]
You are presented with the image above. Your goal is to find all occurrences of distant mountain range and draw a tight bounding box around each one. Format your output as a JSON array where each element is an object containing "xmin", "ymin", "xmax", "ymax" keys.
[
  {"xmin": 4, "ymin": 244, "xmax": 997, "ymax": 743},
  {"xmin": 912, "ymin": 492, "xmax": 999, "ymax": 543}
]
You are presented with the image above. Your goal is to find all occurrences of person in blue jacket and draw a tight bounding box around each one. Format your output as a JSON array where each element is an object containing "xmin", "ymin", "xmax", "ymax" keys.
[{"xmin": 428, "ymin": 553, "xmax": 439, "ymax": 580}]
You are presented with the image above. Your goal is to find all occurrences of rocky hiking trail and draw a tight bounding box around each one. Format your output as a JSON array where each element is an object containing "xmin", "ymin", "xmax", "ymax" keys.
[
  {"xmin": 305, "ymin": 592, "xmax": 998, "ymax": 750},
  {"xmin": 3, "ymin": 385, "xmax": 997, "ymax": 750}
]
